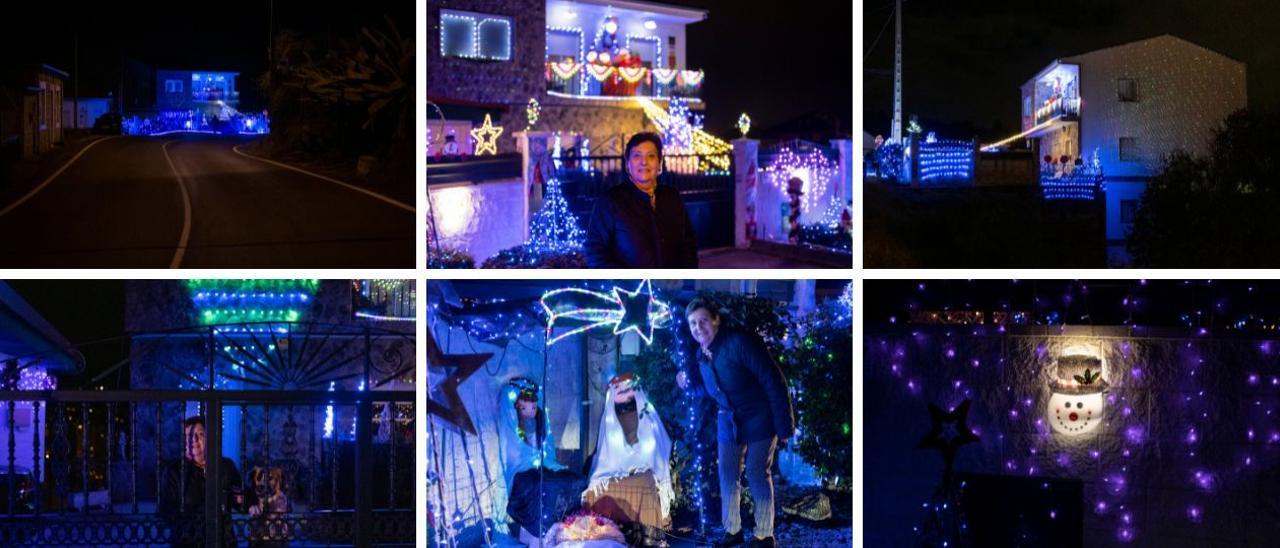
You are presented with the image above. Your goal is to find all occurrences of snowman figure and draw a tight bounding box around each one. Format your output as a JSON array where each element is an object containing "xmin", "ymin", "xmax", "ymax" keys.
[{"xmin": 1046, "ymin": 354, "xmax": 1108, "ymax": 436}]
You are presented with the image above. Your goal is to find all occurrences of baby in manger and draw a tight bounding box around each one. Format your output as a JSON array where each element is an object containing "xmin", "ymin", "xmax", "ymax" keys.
[{"xmin": 582, "ymin": 373, "xmax": 674, "ymax": 545}]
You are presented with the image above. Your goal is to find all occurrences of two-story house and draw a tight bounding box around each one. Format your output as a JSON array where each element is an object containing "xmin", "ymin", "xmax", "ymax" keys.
[
  {"xmin": 990, "ymin": 35, "xmax": 1245, "ymax": 259},
  {"xmin": 155, "ymin": 69, "xmax": 241, "ymax": 120},
  {"xmin": 428, "ymin": 0, "xmax": 708, "ymax": 156}
]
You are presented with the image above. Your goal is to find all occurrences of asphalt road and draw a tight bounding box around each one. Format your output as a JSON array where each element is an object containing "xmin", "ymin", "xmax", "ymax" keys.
[{"xmin": 0, "ymin": 135, "xmax": 415, "ymax": 268}]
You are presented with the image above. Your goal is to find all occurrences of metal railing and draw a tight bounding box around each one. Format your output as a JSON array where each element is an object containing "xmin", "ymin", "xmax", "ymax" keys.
[
  {"xmin": 553, "ymin": 154, "xmax": 735, "ymax": 248},
  {"xmin": 1034, "ymin": 96, "xmax": 1081, "ymax": 126},
  {"xmin": 0, "ymin": 322, "xmax": 415, "ymax": 547},
  {"xmin": 0, "ymin": 390, "xmax": 414, "ymax": 547},
  {"xmin": 545, "ymin": 63, "xmax": 704, "ymax": 100}
]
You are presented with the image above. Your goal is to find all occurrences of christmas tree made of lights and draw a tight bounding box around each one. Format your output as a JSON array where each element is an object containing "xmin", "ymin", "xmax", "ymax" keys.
[{"xmin": 526, "ymin": 176, "xmax": 585, "ymax": 253}]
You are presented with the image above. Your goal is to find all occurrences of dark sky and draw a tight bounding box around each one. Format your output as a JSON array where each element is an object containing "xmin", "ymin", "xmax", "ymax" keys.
[
  {"xmin": 681, "ymin": 0, "xmax": 853, "ymax": 138},
  {"xmin": 4, "ymin": 0, "xmax": 412, "ymax": 98},
  {"xmin": 7, "ymin": 280, "xmax": 126, "ymax": 389},
  {"xmin": 863, "ymin": 0, "xmax": 1280, "ymax": 141}
]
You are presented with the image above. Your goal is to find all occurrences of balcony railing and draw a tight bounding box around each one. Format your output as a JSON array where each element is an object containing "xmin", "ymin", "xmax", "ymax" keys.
[
  {"xmin": 545, "ymin": 61, "xmax": 703, "ymax": 100},
  {"xmin": 1034, "ymin": 96, "xmax": 1081, "ymax": 126}
]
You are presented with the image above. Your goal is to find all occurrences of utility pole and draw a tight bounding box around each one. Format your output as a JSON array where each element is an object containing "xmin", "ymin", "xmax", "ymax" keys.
[
  {"xmin": 74, "ymin": 28, "xmax": 79, "ymax": 129},
  {"xmin": 268, "ymin": 0, "xmax": 275, "ymax": 68},
  {"xmin": 891, "ymin": 0, "xmax": 903, "ymax": 144}
]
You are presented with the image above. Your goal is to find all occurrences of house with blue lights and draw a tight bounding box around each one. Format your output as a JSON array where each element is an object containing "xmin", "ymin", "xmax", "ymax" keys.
[
  {"xmin": 156, "ymin": 70, "xmax": 240, "ymax": 119},
  {"xmin": 990, "ymin": 35, "xmax": 1245, "ymax": 261},
  {"xmin": 428, "ymin": 0, "xmax": 708, "ymax": 156}
]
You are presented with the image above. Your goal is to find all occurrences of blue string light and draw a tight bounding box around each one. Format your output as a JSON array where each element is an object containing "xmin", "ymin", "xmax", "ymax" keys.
[{"xmin": 917, "ymin": 139, "xmax": 974, "ymax": 183}]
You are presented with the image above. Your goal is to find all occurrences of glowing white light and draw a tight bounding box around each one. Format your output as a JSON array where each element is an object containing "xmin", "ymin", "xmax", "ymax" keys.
[
  {"xmin": 429, "ymin": 186, "xmax": 475, "ymax": 237},
  {"xmin": 643, "ymin": 20, "xmax": 657, "ymax": 30}
]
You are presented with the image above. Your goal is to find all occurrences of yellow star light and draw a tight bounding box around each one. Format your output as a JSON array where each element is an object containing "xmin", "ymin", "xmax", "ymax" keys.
[{"xmin": 470, "ymin": 114, "xmax": 504, "ymax": 156}]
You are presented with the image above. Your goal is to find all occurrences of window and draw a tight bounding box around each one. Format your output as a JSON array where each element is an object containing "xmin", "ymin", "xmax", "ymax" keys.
[
  {"xmin": 1119, "ymin": 137, "xmax": 1139, "ymax": 162},
  {"xmin": 546, "ymin": 28, "xmax": 582, "ymax": 62},
  {"xmin": 441, "ymin": 10, "xmax": 512, "ymax": 61},
  {"xmin": 1120, "ymin": 199, "xmax": 1138, "ymax": 224},
  {"xmin": 352, "ymin": 279, "xmax": 415, "ymax": 321},
  {"xmin": 1118, "ymin": 78, "xmax": 1138, "ymax": 102},
  {"xmin": 165, "ymin": 80, "xmax": 183, "ymax": 93}
]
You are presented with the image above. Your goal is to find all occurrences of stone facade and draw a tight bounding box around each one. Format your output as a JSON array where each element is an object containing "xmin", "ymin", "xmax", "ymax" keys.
[
  {"xmin": 427, "ymin": 0, "xmax": 664, "ymax": 156},
  {"xmin": 427, "ymin": 0, "xmax": 547, "ymax": 106}
]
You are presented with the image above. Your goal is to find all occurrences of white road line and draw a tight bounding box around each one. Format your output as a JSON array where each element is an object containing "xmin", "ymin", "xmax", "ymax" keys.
[
  {"xmin": 0, "ymin": 136, "xmax": 119, "ymax": 219},
  {"xmin": 231, "ymin": 145, "xmax": 415, "ymax": 213},
  {"xmin": 161, "ymin": 140, "xmax": 194, "ymax": 269}
]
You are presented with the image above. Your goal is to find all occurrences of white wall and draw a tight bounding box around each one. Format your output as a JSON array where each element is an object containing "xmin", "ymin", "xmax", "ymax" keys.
[
  {"xmin": 1067, "ymin": 35, "xmax": 1246, "ymax": 179},
  {"xmin": 428, "ymin": 179, "xmax": 528, "ymax": 263}
]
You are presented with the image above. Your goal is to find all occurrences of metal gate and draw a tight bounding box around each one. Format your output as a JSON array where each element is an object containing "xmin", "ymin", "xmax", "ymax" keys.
[{"xmin": 0, "ymin": 322, "xmax": 415, "ymax": 547}]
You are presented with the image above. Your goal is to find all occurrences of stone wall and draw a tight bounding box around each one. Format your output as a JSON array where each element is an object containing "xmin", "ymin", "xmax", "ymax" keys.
[
  {"xmin": 427, "ymin": 0, "xmax": 546, "ymax": 106},
  {"xmin": 535, "ymin": 100, "xmax": 655, "ymax": 156}
]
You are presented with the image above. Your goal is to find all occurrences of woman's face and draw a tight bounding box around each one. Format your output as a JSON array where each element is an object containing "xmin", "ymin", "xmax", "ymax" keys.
[
  {"xmin": 627, "ymin": 141, "xmax": 660, "ymax": 185},
  {"xmin": 687, "ymin": 308, "xmax": 720, "ymax": 348}
]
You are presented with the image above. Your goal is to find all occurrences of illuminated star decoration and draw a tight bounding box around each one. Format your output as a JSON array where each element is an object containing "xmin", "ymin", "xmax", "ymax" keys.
[
  {"xmin": 917, "ymin": 399, "xmax": 980, "ymax": 468},
  {"xmin": 470, "ymin": 113, "xmax": 504, "ymax": 156},
  {"xmin": 426, "ymin": 329, "xmax": 492, "ymax": 435},
  {"xmin": 541, "ymin": 279, "xmax": 672, "ymax": 346}
]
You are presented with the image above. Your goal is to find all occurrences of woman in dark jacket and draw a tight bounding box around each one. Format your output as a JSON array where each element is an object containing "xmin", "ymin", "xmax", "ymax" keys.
[{"xmin": 584, "ymin": 132, "xmax": 699, "ymax": 268}]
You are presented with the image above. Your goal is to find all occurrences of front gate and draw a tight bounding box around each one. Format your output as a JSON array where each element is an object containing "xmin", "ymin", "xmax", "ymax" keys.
[{"xmin": 0, "ymin": 322, "xmax": 415, "ymax": 547}]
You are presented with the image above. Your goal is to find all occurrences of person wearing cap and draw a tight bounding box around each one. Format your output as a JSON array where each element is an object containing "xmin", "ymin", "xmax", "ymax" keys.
[
  {"xmin": 584, "ymin": 132, "xmax": 699, "ymax": 268},
  {"xmin": 677, "ymin": 298, "xmax": 794, "ymax": 548}
]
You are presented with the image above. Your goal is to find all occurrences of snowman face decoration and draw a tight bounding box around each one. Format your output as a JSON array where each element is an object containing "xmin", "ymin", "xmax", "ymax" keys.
[
  {"xmin": 1048, "ymin": 391, "xmax": 1104, "ymax": 435},
  {"xmin": 1046, "ymin": 352, "xmax": 1108, "ymax": 437}
]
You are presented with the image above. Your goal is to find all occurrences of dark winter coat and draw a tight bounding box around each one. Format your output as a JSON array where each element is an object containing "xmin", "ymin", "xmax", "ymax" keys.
[
  {"xmin": 584, "ymin": 182, "xmax": 699, "ymax": 268},
  {"xmin": 693, "ymin": 328, "xmax": 796, "ymax": 444}
]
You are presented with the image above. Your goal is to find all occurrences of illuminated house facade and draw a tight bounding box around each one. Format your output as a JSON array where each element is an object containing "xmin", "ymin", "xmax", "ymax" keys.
[
  {"xmin": 1012, "ymin": 35, "xmax": 1246, "ymax": 249},
  {"xmin": 155, "ymin": 69, "xmax": 241, "ymax": 118},
  {"xmin": 428, "ymin": 0, "xmax": 708, "ymax": 155}
]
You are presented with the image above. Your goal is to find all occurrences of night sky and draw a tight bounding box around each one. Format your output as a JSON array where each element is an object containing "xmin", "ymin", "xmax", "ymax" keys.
[
  {"xmin": 863, "ymin": 0, "xmax": 1280, "ymax": 141},
  {"xmin": 680, "ymin": 0, "xmax": 853, "ymax": 139},
  {"xmin": 7, "ymin": 280, "xmax": 126, "ymax": 389},
  {"xmin": 3, "ymin": 0, "xmax": 412, "ymax": 105}
]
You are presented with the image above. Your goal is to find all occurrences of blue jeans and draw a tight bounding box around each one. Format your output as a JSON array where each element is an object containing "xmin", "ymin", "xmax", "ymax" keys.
[{"xmin": 718, "ymin": 421, "xmax": 778, "ymax": 539}]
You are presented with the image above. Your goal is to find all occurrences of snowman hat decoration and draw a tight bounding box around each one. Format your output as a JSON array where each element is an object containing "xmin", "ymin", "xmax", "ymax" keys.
[{"xmin": 1049, "ymin": 354, "xmax": 1109, "ymax": 394}]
